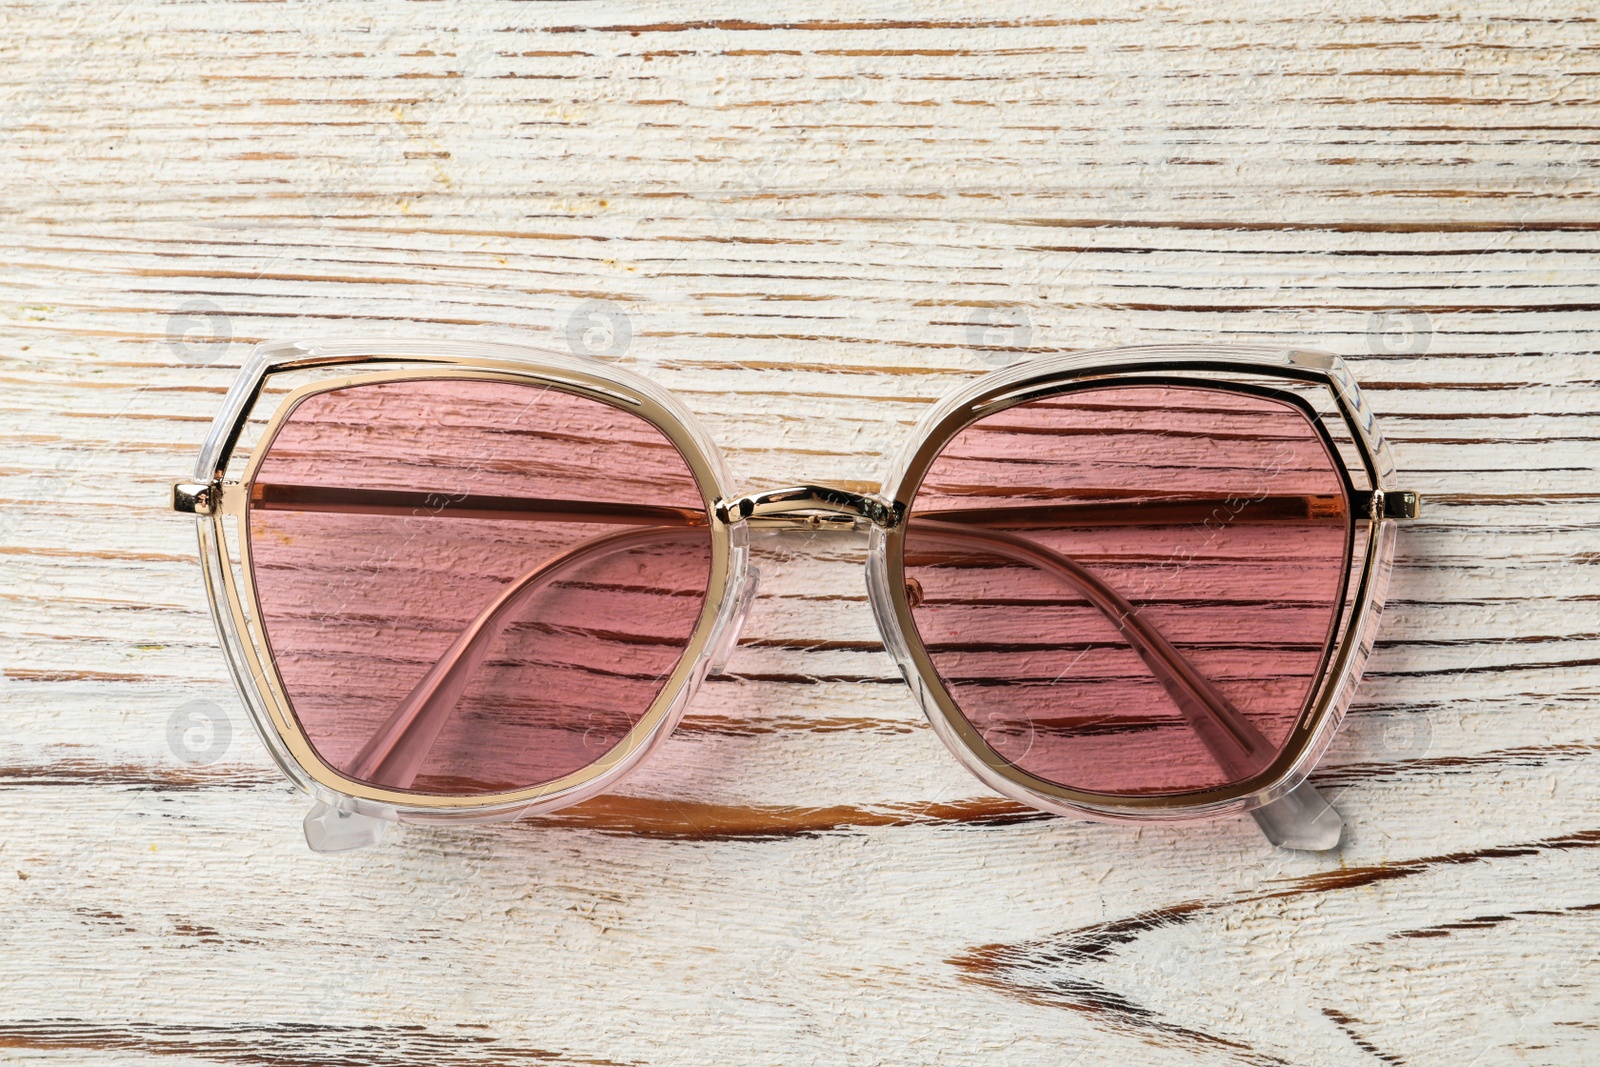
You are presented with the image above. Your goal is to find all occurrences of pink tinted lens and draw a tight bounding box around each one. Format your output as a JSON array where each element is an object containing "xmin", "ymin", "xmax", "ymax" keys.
[
  {"xmin": 247, "ymin": 377, "xmax": 712, "ymax": 796},
  {"xmin": 905, "ymin": 383, "xmax": 1351, "ymax": 796}
]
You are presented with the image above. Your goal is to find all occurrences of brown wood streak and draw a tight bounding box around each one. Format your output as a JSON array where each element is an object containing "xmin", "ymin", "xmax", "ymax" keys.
[
  {"xmin": 543, "ymin": 19, "xmax": 1117, "ymax": 34},
  {"xmin": 1389, "ymin": 900, "xmax": 1600, "ymax": 941},
  {"xmin": 1319, "ymin": 1008, "xmax": 1405, "ymax": 1067},
  {"xmin": 519, "ymin": 794, "xmax": 1044, "ymax": 840},
  {"xmin": 0, "ymin": 1020, "xmax": 638, "ymax": 1067},
  {"xmin": 674, "ymin": 711, "xmax": 923, "ymax": 737},
  {"xmin": 1015, "ymin": 220, "xmax": 1600, "ymax": 233},
  {"xmin": 3, "ymin": 669, "xmax": 158, "ymax": 684},
  {"xmin": 1313, "ymin": 743, "xmax": 1600, "ymax": 787},
  {"xmin": 0, "ymin": 760, "xmax": 280, "ymax": 791},
  {"xmin": 947, "ymin": 827, "xmax": 1600, "ymax": 1062}
]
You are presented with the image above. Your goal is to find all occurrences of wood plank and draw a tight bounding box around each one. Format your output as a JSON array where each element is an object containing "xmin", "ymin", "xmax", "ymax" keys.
[{"xmin": 2, "ymin": 0, "xmax": 1598, "ymax": 1062}]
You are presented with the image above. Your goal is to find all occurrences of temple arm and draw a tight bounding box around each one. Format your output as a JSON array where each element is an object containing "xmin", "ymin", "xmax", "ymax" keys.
[
  {"xmin": 346, "ymin": 525, "xmax": 706, "ymax": 791},
  {"xmin": 908, "ymin": 519, "xmax": 1343, "ymax": 850},
  {"xmin": 907, "ymin": 520, "xmax": 1277, "ymax": 781}
]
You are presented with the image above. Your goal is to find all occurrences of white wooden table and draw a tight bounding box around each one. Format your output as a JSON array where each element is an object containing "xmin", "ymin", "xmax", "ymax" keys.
[{"xmin": 2, "ymin": 3, "xmax": 1597, "ymax": 1063}]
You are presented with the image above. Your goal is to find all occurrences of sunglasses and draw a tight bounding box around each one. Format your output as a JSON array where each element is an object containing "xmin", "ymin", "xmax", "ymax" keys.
[{"xmin": 172, "ymin": 339, "xmax": 1417, "ymax": 854}]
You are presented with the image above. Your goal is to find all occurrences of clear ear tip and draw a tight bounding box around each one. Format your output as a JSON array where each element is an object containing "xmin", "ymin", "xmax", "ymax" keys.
[
  {"xmin": 303, "ymin": 800, "xmax": 393, "ymax": 853},
  {"xmin": 1250, "ymin": 781, "xmax": 1344, "ymax": 851}
]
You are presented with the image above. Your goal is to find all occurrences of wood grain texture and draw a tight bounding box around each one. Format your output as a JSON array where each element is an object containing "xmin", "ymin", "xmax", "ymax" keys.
[{"xmin": 1, "ymin": 1, "xmax": 1598, "ymax": 1063}]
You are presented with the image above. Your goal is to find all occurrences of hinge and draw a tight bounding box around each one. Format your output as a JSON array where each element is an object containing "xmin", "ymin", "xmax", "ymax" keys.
[
  {"xmin": 1352, "ymin": 488, "xmax": 1421, "ymax": 521},
  {"xmin": 172, "ymin": 481, "xmax": 219, "ymax": 516},
  {"xmin": 1382, "ymin": 490, "xmax": 1421, "ymax": 519}
]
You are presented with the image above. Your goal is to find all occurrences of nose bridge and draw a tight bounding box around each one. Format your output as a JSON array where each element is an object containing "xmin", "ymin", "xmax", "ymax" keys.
[{"xmin": 715, "ymin": 484, "xmax": 903, "ymax": 531}]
